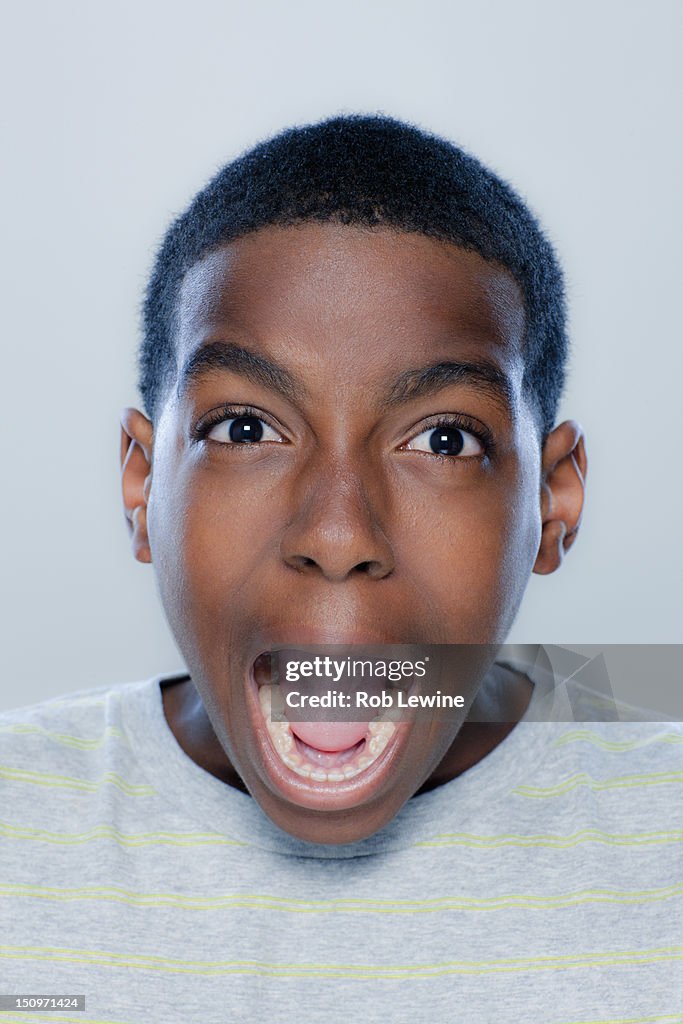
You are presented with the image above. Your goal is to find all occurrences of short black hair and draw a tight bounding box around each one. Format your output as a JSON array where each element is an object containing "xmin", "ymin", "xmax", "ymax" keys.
[{"xmin": 141, "ymin": 114, "xmax": 567, "ymax": 434}]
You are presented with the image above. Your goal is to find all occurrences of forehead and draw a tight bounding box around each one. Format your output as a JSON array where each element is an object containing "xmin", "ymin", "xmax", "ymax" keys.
[{"xmin": 175, "ymin": 223, "xmax": 526, "ymax": 381}]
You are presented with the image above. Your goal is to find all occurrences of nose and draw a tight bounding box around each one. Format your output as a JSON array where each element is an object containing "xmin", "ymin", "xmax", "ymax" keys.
[{"xmin": 280, "ymin": 458, "xmax": 395, "ymax": 582}]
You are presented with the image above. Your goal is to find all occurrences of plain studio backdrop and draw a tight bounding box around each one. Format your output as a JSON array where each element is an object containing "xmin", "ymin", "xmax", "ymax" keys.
[{"xmin": 1, "ymin": 0, "xmax": 681, "ymax": 711}]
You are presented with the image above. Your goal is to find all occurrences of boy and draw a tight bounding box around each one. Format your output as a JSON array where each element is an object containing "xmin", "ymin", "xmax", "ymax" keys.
[{"xmin": 1, "ymin": 115, "xmax": 680, "ymax": 1022}]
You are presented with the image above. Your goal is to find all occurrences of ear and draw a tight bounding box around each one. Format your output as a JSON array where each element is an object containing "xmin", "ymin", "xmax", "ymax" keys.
[
  {"xmin": 533, "ymin": 419, "xmax": 587, "ymax": 576},
  {"xmin": 120, "ymin": 408, "xmax": 154, "ymax": 564}
]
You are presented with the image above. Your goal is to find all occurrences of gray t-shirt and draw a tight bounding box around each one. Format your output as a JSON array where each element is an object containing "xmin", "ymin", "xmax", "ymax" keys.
[{"xmin": 1, "ymin": 651, "xmax": 682, "ymax": 1023}]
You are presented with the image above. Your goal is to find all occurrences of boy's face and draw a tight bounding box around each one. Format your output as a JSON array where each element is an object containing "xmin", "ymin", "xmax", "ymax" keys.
[{"xmin": 122, "ymin": 223, "xmax": 585, "ymax": 844}]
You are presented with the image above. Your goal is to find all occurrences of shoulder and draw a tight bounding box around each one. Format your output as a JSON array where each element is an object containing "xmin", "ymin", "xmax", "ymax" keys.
[
  {"xmin": 563, "ymin": 677, "xmax": 677, "ymax": 725},
  {"xmin": 0, "ymin": 679, "xmax": 148, "ymax": 725},
  {"xmin": 549, "ymin": 676, "xmax": 683, "ymax": 763},
  {"xmin": 548, "ymin": 718, "xmax": 683, "ymax": 762},
  {"xmin": 0, "ymin": 679, "xmax": 157, "ymax": 775}
]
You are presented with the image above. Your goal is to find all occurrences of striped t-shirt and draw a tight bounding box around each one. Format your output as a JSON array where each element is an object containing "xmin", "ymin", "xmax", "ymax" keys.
[{"xmin": 0, "ymin": 650, "xmax": 682, "ymax": 1024}]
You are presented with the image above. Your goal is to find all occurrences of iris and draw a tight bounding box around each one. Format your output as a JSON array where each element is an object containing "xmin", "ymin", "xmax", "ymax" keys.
[
  {"xmin": 429, "ymin": 427, "xmax": 464, "ymax": 456},
  {"xmin": 229, "ymin": 416, "xmax": 263, "ymax": 443}
]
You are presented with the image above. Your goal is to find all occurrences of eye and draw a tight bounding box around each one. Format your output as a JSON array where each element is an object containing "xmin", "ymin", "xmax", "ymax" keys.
[
  {"xmin": 404, "ymin": 424, "xmax": 484, "ymax": 457},
  {"xmin": 207, "ymin": 414, "xmax": 284, "ymax": 445}
]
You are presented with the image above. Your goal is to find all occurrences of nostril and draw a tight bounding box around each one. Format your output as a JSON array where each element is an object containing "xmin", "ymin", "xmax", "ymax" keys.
[
  {"xmin": 283, "ymin": 551, "xmax": 394, "ymax": 581},
  {"xmin": 355, "ymin": 559, "xmax": 393, "ymax": 580},
  {"xmin": 287, "ymin": 555, "xmax": 318, "ymax": 573}
]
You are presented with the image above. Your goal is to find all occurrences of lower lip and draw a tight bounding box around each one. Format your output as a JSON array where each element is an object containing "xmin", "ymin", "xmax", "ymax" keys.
[{"xmin": 244, "ymin": 660, "xmax": 412, "ymax": 812}]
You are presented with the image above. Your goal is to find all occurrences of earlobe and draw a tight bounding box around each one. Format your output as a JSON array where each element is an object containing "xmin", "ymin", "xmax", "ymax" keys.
[
  {"xmin": 533, "ymin": 420, "xmax": 587, "ymax": 576},
  {"xmin": 120, "ymin": 408, "xmax": 154, "ymax": 565}
]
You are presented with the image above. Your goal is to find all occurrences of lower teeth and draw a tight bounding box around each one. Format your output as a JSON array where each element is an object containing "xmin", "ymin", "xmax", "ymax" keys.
[{"xmin": 258, "ymin": 685, "xmax": 396, "ymax": 782}]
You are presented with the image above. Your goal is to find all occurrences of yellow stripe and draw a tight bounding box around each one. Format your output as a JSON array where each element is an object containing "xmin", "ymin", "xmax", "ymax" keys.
[
  {"xmin": 0, "ymin": 723, "xmax": 130, "ymax": 751},
  {"xmin": 1, "ymin": 881, "xmax": 681, "ymax": 913},
  {"xmin": 516, "ymin": 771, "xmax": 683, "ymax": 798},
  {"xmin": 35, "ymin": 696, "xmax": 107, "ymax": 708},
  {"xmin": 1, "ymin": 943, "xmax": 681, "ymax": 978},
  {"xmin": 553, "ymin": 1015, "xmax": 683, "ymax": 1024},
  {"xmin": 0, "ymin": 1012, "xmax": 679, "ymax": 1024},
  {"xmin": 0, "ymin": 766, "xmax": 154, "ymax": 796},
  {"xmin": 0, "ymin": 1019, "xmax": 128, "ymax": 1024},
  {"xmin": 553, "ymin": 729, "xmax": 683, "ymax": 751},
  {"xmin": 3, "ymin": 819, "xmax": 680, "ymax": 852},
  {"xmin": 416, "ymin": 828, "xmax": 683, "ymax": 848},
  {"xmin": 0, "ymin": 1017, "xmax": 132, "ymax": 1024},
  {"xmin": 6, "ymin": 821, "xmax": 681, "ymax": 853},
  {"xmin": 0, "ymin": 820, "xmax": 243, "ymax": 847}
]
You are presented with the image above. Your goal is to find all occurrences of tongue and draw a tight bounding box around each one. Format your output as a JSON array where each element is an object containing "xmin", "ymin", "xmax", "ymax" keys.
[{"xmin": 289, "ymin": 721, "xmax": 368, "ymax": 752}]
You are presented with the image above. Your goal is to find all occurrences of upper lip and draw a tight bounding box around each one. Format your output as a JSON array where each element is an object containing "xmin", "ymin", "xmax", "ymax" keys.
[{"xmin": 250, "ymin": 627, "xmax": 407, "ymax": 654}]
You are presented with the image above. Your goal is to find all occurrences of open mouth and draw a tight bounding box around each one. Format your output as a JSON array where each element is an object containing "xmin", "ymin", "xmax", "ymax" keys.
[
  {"xmin": 258, "ymin": 683, "xmax": 397, "ymax": 782},
  {"xmin": 250, "ymin": 652, "xmax": 407, "ymax": 787}
]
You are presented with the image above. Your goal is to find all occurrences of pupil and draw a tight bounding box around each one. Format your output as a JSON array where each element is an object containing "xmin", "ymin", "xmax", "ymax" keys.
[
  {"xmin": 229, "ymin": 416, "xmax": 263, "ymax": 443},
  {"xmin": 429, "ymin": 426, "xmax": 464, "ymax": 456}
]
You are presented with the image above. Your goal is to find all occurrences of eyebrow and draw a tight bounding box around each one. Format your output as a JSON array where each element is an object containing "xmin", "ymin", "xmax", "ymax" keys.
[
  {"xmin": 177, "ymin": 341, "xmax": 304, "ymax": 403},
  {"xmin": 384, "ymin": 360, "xmax": 516, "ymax": 416},
  {"xmin": 178, "ymin": 340, "xmax": 516, "ymax": 417}
]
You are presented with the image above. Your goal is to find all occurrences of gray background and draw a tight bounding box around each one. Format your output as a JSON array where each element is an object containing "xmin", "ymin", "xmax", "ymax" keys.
[{"xmin": 1, "ymin": 0, "xmax": 681, "ymax": 712}]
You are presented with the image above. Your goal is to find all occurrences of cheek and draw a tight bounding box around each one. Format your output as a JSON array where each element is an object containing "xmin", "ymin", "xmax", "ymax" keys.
[
  {"xmin": 395, "ymin": 465, "xmax": 540, "ymax": 638},
  {"xmin": 147, "ymin": 457, "xmax": 282, "ymax": 647}
]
